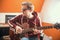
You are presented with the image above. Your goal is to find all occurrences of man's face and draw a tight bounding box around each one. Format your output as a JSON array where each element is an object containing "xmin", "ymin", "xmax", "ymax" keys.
[
  {"xmin": 23, "ymin": 10, "xmax": 31, "ymax": 16},
  {"xmin": 22, "ymin": 5, "xmax": 32, "ymax": 16}
]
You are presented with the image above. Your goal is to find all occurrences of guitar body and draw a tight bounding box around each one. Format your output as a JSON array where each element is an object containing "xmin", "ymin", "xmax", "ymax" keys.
[
  {"xmin": 10, "ymin": 22, "xmax": 29, "ymax": 40},
  {"xmin": 20, "ymin": 23, "xmax": 29, "ymax": 37},
  {"xmin": 10, "ymin": 29, "xmax": 22, "ymax": 40}
]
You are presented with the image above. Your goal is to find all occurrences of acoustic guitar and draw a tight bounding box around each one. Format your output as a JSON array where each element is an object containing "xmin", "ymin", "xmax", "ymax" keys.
[{"xmin": 16, "ymin": 23, "xmax": 60, "ymax": 37}]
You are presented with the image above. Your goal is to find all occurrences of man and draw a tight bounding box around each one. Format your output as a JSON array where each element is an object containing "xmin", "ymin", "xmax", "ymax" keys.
[{"xmin": 8, "ymin": 2, "xmax": 43, "ymax": 40}]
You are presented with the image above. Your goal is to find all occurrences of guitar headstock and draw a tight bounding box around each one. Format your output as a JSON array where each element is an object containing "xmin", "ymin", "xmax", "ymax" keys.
[{"xmin": 54, "ymin": 23, "xmax": 60, "ymax": 29}]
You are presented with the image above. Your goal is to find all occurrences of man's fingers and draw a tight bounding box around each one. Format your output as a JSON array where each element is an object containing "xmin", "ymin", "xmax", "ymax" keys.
[
  {"xmin": 16, "ymin": 26, "xmax": 23, "ymax": 34},
  {"xmin": 33, "ymin": 29, "xmax": 40, "ymax": 34}
]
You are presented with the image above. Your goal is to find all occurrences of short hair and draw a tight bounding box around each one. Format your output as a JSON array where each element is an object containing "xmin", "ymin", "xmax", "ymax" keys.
[
  {"xmin": 22, "ymin": 2, "xmax": 34, "ymax": 11},
  {"xmin": 22, "ymin": 2, "xmax": 32, "ymax": 6}
]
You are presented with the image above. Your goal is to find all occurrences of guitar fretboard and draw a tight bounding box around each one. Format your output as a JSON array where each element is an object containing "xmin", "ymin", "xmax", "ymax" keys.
[
  {"xmin": 37, "ymin": 26, "xmax": 54, "ymax": 30},
  {"xmin": 22, "ymin": 26, "xmax": 54, "ymax": 34}
]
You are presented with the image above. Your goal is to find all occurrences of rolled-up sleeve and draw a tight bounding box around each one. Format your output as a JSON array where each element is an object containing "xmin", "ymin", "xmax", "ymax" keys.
[{"xmin": 8, "ymin": 15, "xmax": 22, "ymax": 28}]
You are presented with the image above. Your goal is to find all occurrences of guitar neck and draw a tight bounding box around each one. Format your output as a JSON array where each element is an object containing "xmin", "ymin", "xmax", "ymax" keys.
[
  {"xmin": 21, "ymin": 26, "xmax": 54, "ymax": 34},
  {"xmin": 16, "ymin": 22, "xmax": 54, "ymax": 30},
  {"xmin": 37, "ymin": 26, "xmax": 54, "ymax": 30}
]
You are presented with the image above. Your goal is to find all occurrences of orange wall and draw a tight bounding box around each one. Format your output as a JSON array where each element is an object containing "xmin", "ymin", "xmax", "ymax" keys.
[
  {"xmin": 0, "ymin": 0, "xmax": 44, "ymax": 12},
  {"xmin": 0, "ymin": 0, "xmax": 60, "ymax": 40},
  {"xmin": 42, "ymin": 22, "xmax": 60, "ymax": 40}
]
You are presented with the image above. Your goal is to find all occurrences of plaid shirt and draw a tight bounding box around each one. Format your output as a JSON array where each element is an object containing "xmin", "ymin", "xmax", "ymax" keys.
[{"xmin": 8, "ymin": 11, "xmax": 41, "ymax": 37}]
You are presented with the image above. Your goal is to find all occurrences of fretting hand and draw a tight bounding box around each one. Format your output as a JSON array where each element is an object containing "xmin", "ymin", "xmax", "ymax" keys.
[{"xmin": 33, "ymin": 29, "xmax": 41, "ymax": 34}]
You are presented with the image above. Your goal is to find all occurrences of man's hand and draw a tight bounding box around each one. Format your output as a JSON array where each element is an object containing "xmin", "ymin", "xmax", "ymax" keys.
[
  {"xmin": 33, "ymin": 29, "xmax": 41, "ymax": 34},
  {"xmin": 16, "ymin": 26, "xmax": 23, "ymax": 34}
]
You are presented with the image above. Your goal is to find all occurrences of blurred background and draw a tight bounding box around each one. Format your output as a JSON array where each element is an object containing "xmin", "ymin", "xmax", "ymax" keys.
[{"xmin": 0, "ymin": 0, "xmax": 60, "ymax": 40}]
